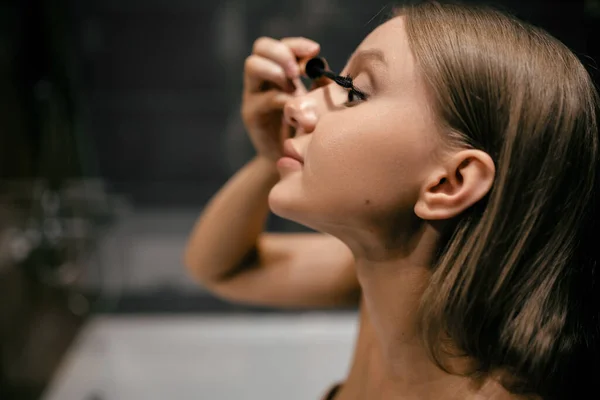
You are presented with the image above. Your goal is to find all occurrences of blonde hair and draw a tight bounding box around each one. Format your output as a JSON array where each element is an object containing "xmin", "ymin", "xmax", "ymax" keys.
[{"xmin": 395, "ymin": 2, "xmax": 599, "ymax": 398}]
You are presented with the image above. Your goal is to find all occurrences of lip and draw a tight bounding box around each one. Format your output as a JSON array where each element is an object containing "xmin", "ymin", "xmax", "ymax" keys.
[{"xmin": 282, "ymin": 140, "xmax": 304, "ymax": 164}]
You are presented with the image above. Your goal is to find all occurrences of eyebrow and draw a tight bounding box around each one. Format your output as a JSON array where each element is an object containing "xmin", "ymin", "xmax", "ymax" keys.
[{"xmin": 345, "ymin": 48, "xmax": 388, "ymax": 78}]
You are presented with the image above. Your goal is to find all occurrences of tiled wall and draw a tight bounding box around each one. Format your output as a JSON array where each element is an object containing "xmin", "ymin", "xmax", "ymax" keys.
[{"xmin": 70, "ymin": 0, "xmax": 395, "ymax": 208}]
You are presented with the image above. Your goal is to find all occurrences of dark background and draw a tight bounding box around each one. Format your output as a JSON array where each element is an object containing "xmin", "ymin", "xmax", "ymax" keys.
[{"xmin": 2, "ymin": 0, "xmax": 596, "ymax": 206}]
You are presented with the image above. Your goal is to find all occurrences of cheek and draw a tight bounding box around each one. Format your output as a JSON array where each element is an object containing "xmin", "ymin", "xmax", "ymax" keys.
[{"xmin": 304, "ymin": 107, "xmax": 435, "ymax": 208}]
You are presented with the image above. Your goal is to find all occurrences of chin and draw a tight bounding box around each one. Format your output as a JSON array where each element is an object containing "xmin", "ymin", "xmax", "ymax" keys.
[
  {"xmin": 268, "ymin": 179, "xmax": 360, "ymax": 234},
  {"xmin": 268, "ymin": 185, "xmax": 322, "ymax": 231},
  {"xmin": 268, "ymin": 186, "xmax": 303, "ymax": 222}
]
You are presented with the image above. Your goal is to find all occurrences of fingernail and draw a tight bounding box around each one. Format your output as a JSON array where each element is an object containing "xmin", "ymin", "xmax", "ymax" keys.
[
  {"xmin": 286, "ymin": 61, "xmax": 299, "ymax": 78},
  {"xmin": 291, "ymin": 77, "xmax": 304, "ymax": 94},
  {"xmin": 286, "ymin": 79, "xmax": 296, "ymax": 93}
]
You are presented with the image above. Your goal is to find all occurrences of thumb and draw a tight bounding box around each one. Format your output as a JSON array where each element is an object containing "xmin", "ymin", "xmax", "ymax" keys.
[{"xmin": 252, "ymin": 90, "xmax": 292, "ymax": 110}]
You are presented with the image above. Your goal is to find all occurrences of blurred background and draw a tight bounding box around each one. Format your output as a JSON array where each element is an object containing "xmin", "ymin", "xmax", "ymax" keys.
[{"xmin": 0, "ymin": 0, "xmax": 598, "ymax": 399}]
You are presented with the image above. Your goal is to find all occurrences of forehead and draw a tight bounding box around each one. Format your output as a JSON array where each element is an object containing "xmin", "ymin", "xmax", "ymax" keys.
[
  {"xmin": 361, "ymin": 16, "xmax": 410, "ymax": 63},
  {"xmin": 352, "ymin": 16, "xmax": 415, "ymax": 86}
]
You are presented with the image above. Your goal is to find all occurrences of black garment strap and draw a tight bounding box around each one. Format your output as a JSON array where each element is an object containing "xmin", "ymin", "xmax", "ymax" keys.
[{"xmin": 324, "ymin": 383, "xmax": 342, "ymax": 400}]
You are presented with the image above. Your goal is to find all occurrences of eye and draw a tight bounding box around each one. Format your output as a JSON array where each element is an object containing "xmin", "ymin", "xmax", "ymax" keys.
[
  {"xmin": 345, "ymin": 88, "xmax": 367, "ymax": 106},
  {"xmin": 339, "ymin": 74, "xmax": 368, "ymax": 107}
]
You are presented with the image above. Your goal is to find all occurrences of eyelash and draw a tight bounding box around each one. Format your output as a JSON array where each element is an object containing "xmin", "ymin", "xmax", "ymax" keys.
[{"xmin": 338, "ymin": 74, "xmax": 369, "ymax": 106}]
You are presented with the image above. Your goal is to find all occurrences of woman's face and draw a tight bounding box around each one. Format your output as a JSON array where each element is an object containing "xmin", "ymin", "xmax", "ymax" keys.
[{"xmin": 269, "ymin": 16, "xmax": 443, "ymax": 238}]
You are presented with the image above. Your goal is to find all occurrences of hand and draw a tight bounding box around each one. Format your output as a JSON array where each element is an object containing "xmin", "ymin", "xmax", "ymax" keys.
[{"xmin": 241, "ymin": 36, "xmax": 321, "ymax": 162}]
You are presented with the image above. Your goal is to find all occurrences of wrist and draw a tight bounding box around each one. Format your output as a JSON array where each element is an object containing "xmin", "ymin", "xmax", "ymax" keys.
[{"xmin": 254, "ymin": 155, "xmax": 280, "ymax": 179}]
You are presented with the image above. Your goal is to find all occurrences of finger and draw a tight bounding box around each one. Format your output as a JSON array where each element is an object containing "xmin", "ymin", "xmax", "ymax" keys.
[
  {"xmin": 245, "ymin": 55, "xmax": 294, "ymax": 93},
  {"xmin": 256, "ymin": 89, "xmax": 293, "ymax": 109},
  {"xmin": 253, "ymin": 36, "xmax": 319, "ymax": 79},
  {"xmin": 243, "ymin": 90, "xmax": 293, "ymax": 123},
  {"xmin": 291, "ymin": 76, "xmax": 308, "ymax": 96},
  {"xmin": 280, "ymin": 37, "xmax": 321, "ymax": 60}
]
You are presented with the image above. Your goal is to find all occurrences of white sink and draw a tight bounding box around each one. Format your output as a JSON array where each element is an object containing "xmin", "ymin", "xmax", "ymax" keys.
[{"xmin": 42, "ymin": 313, "xmax": 358, "ymax": 400}]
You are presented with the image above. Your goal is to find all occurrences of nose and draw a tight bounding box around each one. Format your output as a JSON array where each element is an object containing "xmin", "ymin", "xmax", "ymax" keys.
[{"xmin": 283, "ymin": 95, "xmax": 318, "ymax": 134}]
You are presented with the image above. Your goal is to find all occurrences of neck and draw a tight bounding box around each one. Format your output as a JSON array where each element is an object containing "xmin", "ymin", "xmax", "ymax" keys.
[{"xmin": 342, "ymin": 222, "xmax": 517, "ymax": 400}]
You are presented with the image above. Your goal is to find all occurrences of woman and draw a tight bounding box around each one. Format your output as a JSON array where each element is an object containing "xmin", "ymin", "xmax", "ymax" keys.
[{"xmin": 184, "ymin": 1, "xmax": 599, "ymax": 399}]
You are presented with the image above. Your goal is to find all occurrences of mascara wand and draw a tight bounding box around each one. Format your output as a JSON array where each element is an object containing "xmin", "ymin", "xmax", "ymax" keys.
[{"xmin": 304, "ymin": 57, "xmax": 353, "ymax": 89}]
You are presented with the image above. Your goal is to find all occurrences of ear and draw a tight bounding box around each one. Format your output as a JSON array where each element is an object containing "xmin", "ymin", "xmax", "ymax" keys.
[{"xmin": 414, "ymin": 149, "xmax": 495, "ymax": 220}]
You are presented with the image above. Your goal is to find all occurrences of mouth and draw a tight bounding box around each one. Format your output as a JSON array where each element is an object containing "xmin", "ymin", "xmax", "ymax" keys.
[{"xmin": 282, "ymin": 139, "xmax": 304, "ymax": 164}]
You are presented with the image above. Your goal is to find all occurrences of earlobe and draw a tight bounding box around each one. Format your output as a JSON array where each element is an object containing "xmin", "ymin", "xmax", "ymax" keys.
[{"xmin": 414, "ymin": 150, "xmax": 495, "ymax": 220}]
